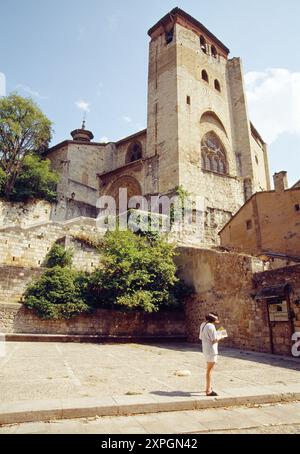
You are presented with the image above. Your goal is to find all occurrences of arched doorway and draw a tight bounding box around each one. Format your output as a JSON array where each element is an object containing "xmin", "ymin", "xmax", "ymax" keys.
[{"xmin": 104, "ymin": 175, "xmax": 142, "ymax": 214}]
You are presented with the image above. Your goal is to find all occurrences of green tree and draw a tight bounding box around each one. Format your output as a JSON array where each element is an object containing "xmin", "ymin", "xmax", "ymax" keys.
[
  {"xmin": 8, "ymin": 154, "xmax": 58, "ymax": 202},
  {"xmin": 88, "ymin": 230, "xmax": 185, "ymax": 313},
  {"xmin": 0, "ymin": 93, "xmax": 52, "ymax": 198}
]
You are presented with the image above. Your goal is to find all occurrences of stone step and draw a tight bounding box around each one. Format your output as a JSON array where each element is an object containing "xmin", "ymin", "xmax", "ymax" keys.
[{"xmin": 1, "ymin": 386, "xmax": 300, "ymax": 426}]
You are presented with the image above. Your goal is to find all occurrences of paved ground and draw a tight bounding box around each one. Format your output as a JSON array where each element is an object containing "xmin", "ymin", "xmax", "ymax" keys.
[
  {"xmin": 0, "ymin": 402, "xmax": 299, "ymax": 434},
  {"xmin": 1, "ymin": 342, "xmax": 300, "ymax": 403}
]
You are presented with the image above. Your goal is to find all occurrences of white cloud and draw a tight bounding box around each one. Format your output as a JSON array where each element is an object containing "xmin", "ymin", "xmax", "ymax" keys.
[
  {"xmin": 122, "ymin": 116, "xmax": 132, "ymax": 123},
  {"xmin": 100, "ymin": 136, "xmax": 109, "ymax": 144},
  {"xmin": 245, "ymin": 68, "xmax": 300, "ymax": 144},
  {"xmin": 76, "ymin": 100, "xmax": 90, "ymax": 112},
  {"xmin": 16, "ymin": 84, "xmax": 47, "ymax": 99},
  {"xmin": 0, "ymin": 72, "xmax": 6, "ymax": 96}
]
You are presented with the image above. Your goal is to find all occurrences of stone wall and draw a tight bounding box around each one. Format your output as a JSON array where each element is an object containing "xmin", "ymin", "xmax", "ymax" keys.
[
  {"xmin": 114, "ymin": 131, "xmax": 147, "ymax": 170},
  {"xmin": 0, "ymin": 266, "xmax": 44, "ymax": 305},
  {"xmin": 177, "ymin": 247, "xmax": 300, "ymax": 356},
  {"xmin": 48, "ymin": 142, "xmax": 105, "ymax": 222},
  {"xmin": 147, "ymin": 25, "xmax": 180, "ymax": 194},
  {"xmin": 253, "ymin": 265, "xmax": 300, "ymax": 356},
  {"xmin": 0, "ymin": 200, "xmax": 52, "ymax": 228},
  {"xmin": 147, "ymin": 19, "xmax": 270, "ymax": 249},
  {"xmin": 176, "ymin": 247, "xmax": 272, "ymax": 352},
  {"xmin": 0, "ymin": 218, "xmax": 102, "ymax": 271},
  {"xmin": 0, "ymin": 302, "xmax": 186, "ymax": 338},
  {"xmin": 220, "ymin": 187, "xmax": 300, "ymax": 257}
]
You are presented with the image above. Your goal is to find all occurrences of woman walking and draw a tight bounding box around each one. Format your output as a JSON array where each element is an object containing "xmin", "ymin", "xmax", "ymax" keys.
[{"xmin": 199, "ymin": 313, "xmax": 221, "ymax": 397}]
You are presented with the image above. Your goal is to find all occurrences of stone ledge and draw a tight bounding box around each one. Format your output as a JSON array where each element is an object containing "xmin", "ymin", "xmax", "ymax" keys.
[
  {"xmin": 0, "ymin": 387, "xmax": 299, "ymax": 426},
  {"xmin": 4, "ymin": 333, "xmax": 188, "ymax": 344}
]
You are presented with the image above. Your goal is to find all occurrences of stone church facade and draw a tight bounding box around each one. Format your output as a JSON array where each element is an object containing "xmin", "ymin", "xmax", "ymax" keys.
[{"xmin": 47, "ymin": 8, "xmax": 271, "ymax": 246}]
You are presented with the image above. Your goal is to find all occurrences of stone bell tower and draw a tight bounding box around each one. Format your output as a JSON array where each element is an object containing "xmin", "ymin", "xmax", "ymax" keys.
[{"xmin": 146, "ymin": 8, "xmax": 271, "ymax": 244}]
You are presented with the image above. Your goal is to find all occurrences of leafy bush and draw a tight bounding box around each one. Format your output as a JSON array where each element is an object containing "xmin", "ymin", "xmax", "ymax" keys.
[
  {"xmin": 24, "ymin": 242, "xmax": 87, "ymax": 320},
  {"xmin": 23, "ymin": 267, "xmax": 91, "ymax": 320},
  {"xmin": 88, "ymin": 230, "xmax": 186, "ymax": 313},
  {"xmin": 0, "ymin": 168, "xmax": 5, "ymax": 194},
  {"xmin": 45, "ymin": 243, "xmax": 74, "ymax": 268},
  {"xmin": 168, "ymin": 279, "xmax": 194, "ymax": 310},
  {"xmin": 23, "ymin": 230, "xmax": 192, "ymax": 319},
  {"xmin": 7, "ymin": 154, "xmax": 58, "ymax": 203},
  {"xmin": 116, "ymin": 290, "xmax": 155, "ymax": 312}
]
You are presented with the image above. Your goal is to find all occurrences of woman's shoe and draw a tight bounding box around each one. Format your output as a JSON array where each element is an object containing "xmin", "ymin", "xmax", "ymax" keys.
[{"xmin": 206, "ymin": 391, "xmax": 218, "ymax": 397}]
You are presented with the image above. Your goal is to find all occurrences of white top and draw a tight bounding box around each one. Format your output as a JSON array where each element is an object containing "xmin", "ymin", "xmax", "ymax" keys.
[{"xmin": 199, "ymin": 322, "xmax": 219, "ymax": 357}]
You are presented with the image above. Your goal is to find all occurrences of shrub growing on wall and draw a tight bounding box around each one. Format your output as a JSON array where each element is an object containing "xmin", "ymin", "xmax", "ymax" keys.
[
  {"xmin": 23, "ymin": 243, "xmax": 90, "ymax": 319},
  {"xmin": 23, "ymin": 231, "xmax": 193, "ymax": 319},
  {"xmin": 88, "ymin": 230, "xmax": 192, "ymax": 313},
  {"xmin": 23, "ymin": 267, "xmax": 91, "ymax": 320},
  {"xmin": 45, "ymin": 243, "xmax": 74, "ymax": 268},
  {"xmin": 0, "ymin": 168, "xmax": 5, "ymax": 194}
]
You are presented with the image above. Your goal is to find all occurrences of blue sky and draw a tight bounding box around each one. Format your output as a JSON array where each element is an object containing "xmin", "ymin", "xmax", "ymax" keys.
[{"xmin": 0, "ymin": 0, "xmax": 299, "ymax": 185}]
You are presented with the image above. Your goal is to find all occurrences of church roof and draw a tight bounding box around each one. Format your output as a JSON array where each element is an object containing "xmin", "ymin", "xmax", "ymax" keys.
[
  {"xmin": 46, "ymin": 139, "xmax": 106, "ymax": 155},
  {"xmin": 250, "ymin": 122, "xmax": 266, "ymax": 146},
  {"xmin": 148, "ymin": 7, "xmax": 230, "ymax": 55},
  {"xmin": 46, "ymin": 129, "xmax": 147, "ymax": 155},
  {"xmin": 115, "ymin": 129, "xmax": 147, "ymax": 146}
]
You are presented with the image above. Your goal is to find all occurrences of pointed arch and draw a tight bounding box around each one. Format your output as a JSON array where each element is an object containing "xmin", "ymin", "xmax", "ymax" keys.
[
  {"xmin": 200, "ymin": 111, "xmax": 228, "ymax": 137},
  {"xmin": 104, "ymin": 175, "xmax": 142, "ymax": 215},
  {"xmin": 211, "ymin": 45, "xmax": 218, "ymax": 59},
  {"xmin": 126, "ymin": 141, "xmax": 143, "ymax": 164},
  {"xmin": 200, "ymin": 35, "xmax": 207, "ymax": 54},
  {"xmin": 214, "ymin": 79, "xmax": 221, "ymax": 92},
  {"xmin": 201, "ymin": 131, "xmax": 228, "ymax": 176},
  {"xmin": 202, "ymin": 70, "xmax": 209, "ymax": 83}
]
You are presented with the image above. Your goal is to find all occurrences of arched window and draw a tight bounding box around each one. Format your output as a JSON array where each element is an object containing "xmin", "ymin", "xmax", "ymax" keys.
[
  {"xmin": 200, "ymin": 35, "xmax": 207, "ymax": 54},
  {"xmin": 126, "ymin": 142, "xmax": 142, "ymax": 164},
  {"xmin": 214, "ymin": 79, "xmax": 221, "ymax": 92},
  {"xmin": 202, "ymin": 70, "xmax": 209, "ymax": 83},
  {"xmin": 212, "ymin": 157, "xmax": 219, "ymax": 173},
  {"xmin": 219, "ymin": 160, "xmax": 226, "ymax": 174},
  {"xmin": 211, "ymin": 45, "xmax": 217, "ymax": 59},
  {"xmin": 201, "ymin": 132, "xmax": 228, "ymax": 176},
  {"xmin": 207, "ymin": 155, "xmax": 212, "ymax": 171},
  {"xmin": 165, "ymin": 28, "xmax": 174, "ymax": 45}
]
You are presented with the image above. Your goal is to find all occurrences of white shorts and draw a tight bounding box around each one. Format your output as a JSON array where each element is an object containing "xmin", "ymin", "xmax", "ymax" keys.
[{"xmin": 204, "ymin": 355, "xmax": 218, "ymax": 364}]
